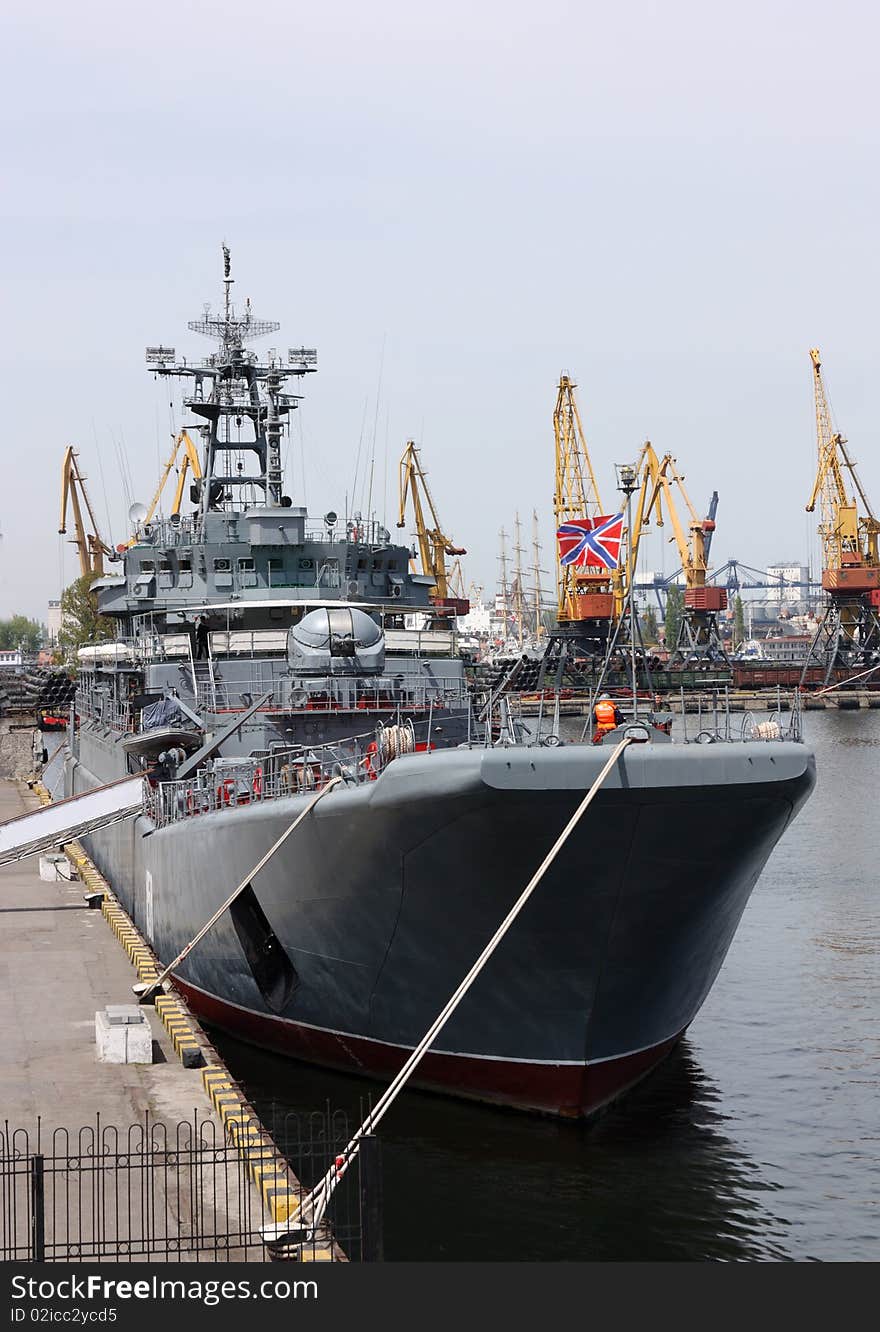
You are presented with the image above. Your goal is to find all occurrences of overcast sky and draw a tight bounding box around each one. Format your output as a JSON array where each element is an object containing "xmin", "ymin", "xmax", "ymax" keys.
[{"xmin": 2, "ymin": 0, "xmax": 878, "ymax": 620}]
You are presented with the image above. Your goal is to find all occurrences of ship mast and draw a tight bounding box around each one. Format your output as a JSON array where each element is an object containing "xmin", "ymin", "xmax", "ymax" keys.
[
  {"xmin": 145, "ymin": 245, "xmax": 317, "ymax": 530},
  {"xmin": 497, "ymin": 527, "xmax": 510, "ymax": 639},
  {"xmin": 531, "ymin": 509, "xmax": 545, "ymax": 640},
  {"xmin": 512, "ymin": 512, "xmax": 526, "ymax": 649}
]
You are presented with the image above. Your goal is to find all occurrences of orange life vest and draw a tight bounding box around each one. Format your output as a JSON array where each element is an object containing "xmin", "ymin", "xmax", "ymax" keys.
[{"xmin": 594, "ymin": 699, "xmax": 618, "ymax": 731}]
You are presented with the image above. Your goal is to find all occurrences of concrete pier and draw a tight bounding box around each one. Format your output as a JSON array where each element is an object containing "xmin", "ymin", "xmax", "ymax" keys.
[
  {"xmin": 0, "ymin": 779, "xmax": 301, "ymax": 1262},
  {"xmin": 0, "ymin": 780, "xmax": 214, "ymax": 1131}
]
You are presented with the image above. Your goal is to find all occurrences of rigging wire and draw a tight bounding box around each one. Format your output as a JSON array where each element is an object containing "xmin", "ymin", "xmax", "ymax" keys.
[
  {"xmin": 111, "ymin": 429, "xmax": 133, "ymax": 514},
  {"xmin": 91, "ymin": 419, "xmax": 115, "ymax": 550},
  {"xmin": 382, "ymin": 404, "xmax": 390, "ymax": 530},
  {"xmin": 350, "ymin": 396, "xmax": 369, "ymax": 523},
  {"xmin": 119, "ymin": 428, "xmax": 137, "ymax": 508},
  {"xmin": 365, "ymin": 334, "xmax": 386, "ymax": 523},
  {"xmin": 297, "ymin": 409, "xmax": 308, "ymax": 508}
]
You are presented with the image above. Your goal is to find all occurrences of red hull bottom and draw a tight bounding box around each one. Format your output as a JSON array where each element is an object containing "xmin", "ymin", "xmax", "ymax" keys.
[{"xmin": 175, "ymin": 979, "xmax": 684, "ymax": 1118}]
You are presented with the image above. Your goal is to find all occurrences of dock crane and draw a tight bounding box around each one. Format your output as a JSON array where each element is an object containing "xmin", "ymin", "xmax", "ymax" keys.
[
  {"xmin": 397, "ymin": 441, "xmax": 468, "ymax": 617},
  {"xmin": 803, "ymin": 348, "xmax": 880, "ymax": 683},
  {"xmin": 143, "ymin": 429, "xmax": 203, "ymax": 527},
  {"xmin": 59, "ymin": 446, "xmax": 114, "ymax": 579},
  {"xmin": 552, "ymin": 374, "xmax": 623, "ymax": 634},
  {"xmin": 535, "ymin": 374, "xmax": 628, "ymax": 689},
  {"xmin": 627, "ymin": 442, "xmax": 728, "ymax": 664}
]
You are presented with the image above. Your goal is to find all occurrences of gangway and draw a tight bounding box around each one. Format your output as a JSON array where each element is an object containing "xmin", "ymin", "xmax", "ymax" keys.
[{"xmin": 0, "ymin": 776, "xmax": 142, "ymax": 866}]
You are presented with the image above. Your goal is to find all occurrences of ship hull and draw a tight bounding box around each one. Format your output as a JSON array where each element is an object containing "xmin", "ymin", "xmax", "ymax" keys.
[{"xmin": 66, "ymin": 732, "xmax": 815, "ymax": 1117}]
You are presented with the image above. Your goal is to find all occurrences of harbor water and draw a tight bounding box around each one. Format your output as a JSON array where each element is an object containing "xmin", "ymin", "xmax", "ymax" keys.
[{"xmin": 212, "ymin": 710, "xmax": 879, "ymax": 1261}]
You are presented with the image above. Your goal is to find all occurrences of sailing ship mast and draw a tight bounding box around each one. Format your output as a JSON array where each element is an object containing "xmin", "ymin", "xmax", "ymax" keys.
[
  {"xmin": 531, "ymin": 509, "xmax": 545, "ymax": 640},
  {"xmin": 512, "ymin": 512, "xmax": 526, "ymax": 649}
]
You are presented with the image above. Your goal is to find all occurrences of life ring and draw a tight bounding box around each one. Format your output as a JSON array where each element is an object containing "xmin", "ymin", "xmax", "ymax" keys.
[
  {"xmin": 252, "ymin": 765, "xmax": 263, "ymax": 798},
  {"xmin": 217, "ymin": 778, "xmax": 235, "ymax": 806},
  {"xmin": 363, "ymin": 741, "xmax": 379, "ymax": 780},
  {"xmin": 185, "ymin": 788, "xmax": 196, "ymax": 816}
]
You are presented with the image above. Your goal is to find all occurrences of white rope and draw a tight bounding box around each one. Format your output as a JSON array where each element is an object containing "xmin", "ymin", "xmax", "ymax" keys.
[
  {"xmin": 138, "ymin": 775, "xmax": 343, "ymax": 1002},
  {"xmin": 376, "ymin": 721, "xmax": 416, "ymax": 767},
  {"xmin": 813, "ymin": 661, "xmax": 880, "ymax": 696},
  {"xmin": 300, "ymin": 735, "xmax": 634, "ymax": 1236}
]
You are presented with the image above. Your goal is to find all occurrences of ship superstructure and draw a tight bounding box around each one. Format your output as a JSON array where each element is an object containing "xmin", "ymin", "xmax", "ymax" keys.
[{"xmin": 81, "ymin": 250, "xmax": 467, "ymax": 766}]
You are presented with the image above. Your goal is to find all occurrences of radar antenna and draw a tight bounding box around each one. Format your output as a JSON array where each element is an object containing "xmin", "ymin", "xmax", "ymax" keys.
[{"xmin": 187, "ymin": 244, "xmax": 281, "ymax": 346}]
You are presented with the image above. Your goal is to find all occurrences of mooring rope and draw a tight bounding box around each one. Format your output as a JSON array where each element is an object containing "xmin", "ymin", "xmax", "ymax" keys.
[{"xmin": 295, "ymin": 734, "xmax": 634, "ymax": 1240}]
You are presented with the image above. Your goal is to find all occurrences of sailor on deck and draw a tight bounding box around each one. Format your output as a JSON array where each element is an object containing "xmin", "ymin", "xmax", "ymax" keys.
[{"xmin": 591, "ymin": 693, "xmax": 623, "ymax": 744}]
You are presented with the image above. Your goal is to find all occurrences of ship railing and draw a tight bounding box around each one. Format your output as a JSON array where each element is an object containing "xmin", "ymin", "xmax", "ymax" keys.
[
  {"xmin": 195, "ymin": 673, "xmax": 469, "ymax": 715},
  {"xmin": 142, "ymin": 718, "xmax": 440, "ymax": 828},
  {"xmin": 130, "ymin": 516, "xmax": 201, "ymax": 548},
  {"xmin": 674, "ymin": 684, "xmax": 803, "ymax": 743},
  {"xmin": 496, "ymin": 685, "xmax": 804, "ymax": 745},
  {"xmin": 75, "ymin": 687, "xmax": 135, "ymax": 734}
]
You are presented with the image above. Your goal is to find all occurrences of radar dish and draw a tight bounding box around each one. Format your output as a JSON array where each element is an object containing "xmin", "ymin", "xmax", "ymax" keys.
[
  {"xmin": 128, "ymin": 502, "xmax": 148, "ymax": 526},
  {"xmin": 188, "ymin": 313, "xmax": 280, "ymax": 342}
]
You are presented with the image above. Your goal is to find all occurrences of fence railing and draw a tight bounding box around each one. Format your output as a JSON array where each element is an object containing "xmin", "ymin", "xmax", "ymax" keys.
[{"xmin": 0, "ymin": 1110, "xmax": 375, "ymax": 1263}]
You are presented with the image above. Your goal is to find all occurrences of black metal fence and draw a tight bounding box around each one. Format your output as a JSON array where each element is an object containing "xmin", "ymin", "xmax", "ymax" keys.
[{"xmin": 0, "ymin": 1110, "xmax": 379, "ymax": 1263}]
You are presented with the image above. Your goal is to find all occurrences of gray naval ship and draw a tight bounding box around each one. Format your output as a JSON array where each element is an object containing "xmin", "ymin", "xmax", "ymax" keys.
[{"xmin": 63, "ymin": 253, "xmax": 816, "ymax": 1117}]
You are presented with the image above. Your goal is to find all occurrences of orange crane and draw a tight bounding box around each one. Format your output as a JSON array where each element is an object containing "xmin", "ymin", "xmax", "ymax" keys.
[
  {"xmin": 627, "ymin": 442, "xmax": 727, "ymax": 662},
  {"xmin": 397, "ymin": 441, "xmax": 468, "ymax": 616},
  {"xmin": 59, "ymin": 446, "xmax": 113, "ymax": 579},
  {"xmin": 552, "ymin": 374, "xmax": 622, "ymax": 628},
  {"xmin": 803, "ymin": 348, "xmax": 880, "ymax": 681}
]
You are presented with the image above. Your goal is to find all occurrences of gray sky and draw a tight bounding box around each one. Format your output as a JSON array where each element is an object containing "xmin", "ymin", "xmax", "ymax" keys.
[{"xmin": 3, "ymin": 0, "xmax": 878, "ymax": 619}]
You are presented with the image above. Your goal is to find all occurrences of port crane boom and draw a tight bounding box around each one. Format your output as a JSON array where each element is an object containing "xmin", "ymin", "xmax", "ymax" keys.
[
  {"xmin": 803, "ymin": 348, "xmax": 880, "ymax": 682},
  {"xmin": 144, "ymin": 429, "xmax": 204, "ymax": 526},
  {"xmin": 397, "ymin": 441, "xmax": 467, "ymax": 612},
  {"xmin": 628, "ymin": 443, "xmax": 727, "ymax": 663},
  {"xmin": 59, "ymin": 446, "xmax": 113, "ymax": 579},
  {"xmin": 552, "ymin": 374, "xmax": 614, "ymax": 628}
]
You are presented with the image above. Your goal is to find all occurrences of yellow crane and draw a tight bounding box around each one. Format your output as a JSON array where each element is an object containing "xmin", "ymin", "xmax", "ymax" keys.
[
  {"xmin": 803, "ymin": 348, "xmax": 880, "ymax": 680},
  {"xmin": 807, "ymin": 348, "xmax": 879, "ymax": 579},
  {"xmin": 143, "ymin": 429, "xmax": 203, "ymax": 526},
  {"xmin": 552, "ymin": 374, "xmax": 620, "ymax": 624},
  {"xmin": 397, "ymin": 441, "xmax": 467, "ymax": 610},
  {"xmin": 59, "ymin": 446, "xmax": 113, "ymax": 579},
  {"xmin": 628, "ymin": 442, "xmax": 727, "ymax": 661}
]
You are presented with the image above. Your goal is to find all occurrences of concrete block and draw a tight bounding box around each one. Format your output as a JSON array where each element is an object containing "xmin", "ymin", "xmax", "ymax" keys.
[
  {"xmin": 39, "ymin": 854, "xmax": 72, "ymax": 882},
  {"xmin": 95, "ymin": 1005, "xmax": 154, "ymax": 1064}
]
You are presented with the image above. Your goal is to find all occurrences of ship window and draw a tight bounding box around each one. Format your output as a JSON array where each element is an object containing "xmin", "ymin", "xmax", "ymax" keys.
[
  {"xmin": 357, "ymin": 558, "xmax": 367, "ymax": 570},
  {"xmin": 371, "ymin": 559, "xmax": 383, "ymax": 570},
  {"xmin": 159, "ymin": 560, "xmax": 173, "ymax": 573},
  {"xmin": 213, "ymin": 558, "xmax": 231, "ymax": 572},
  {"xmin": 178, "ymin": 558, "xmax": 192, "ymax": 573},
  {"xmin": 237, "ymin": 558, "xmax": 255, "ymax": 572},
  {"xmin": 298, "ymin": 558, "xmax": 314, "ymax": 570},
  {"xmin": 140, "ymin": 560, "xmax": 155, "ymax": 573},
  {"xmin": 388, "ymin": 561, "xmax": 399, "ymax": 572}
]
